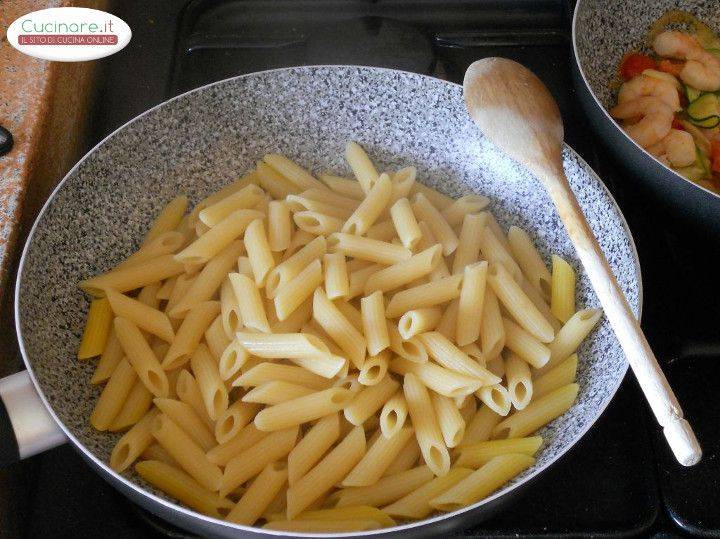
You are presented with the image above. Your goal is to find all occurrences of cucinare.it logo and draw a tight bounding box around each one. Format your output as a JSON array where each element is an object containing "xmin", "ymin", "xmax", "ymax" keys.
[{"xmin": 7, "ymin": 7, "xmax": 131, "ymax": 62}]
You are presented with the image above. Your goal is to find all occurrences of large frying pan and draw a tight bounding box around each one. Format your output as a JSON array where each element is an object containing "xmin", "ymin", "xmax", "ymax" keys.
[
  {"xmin": 0, "ymin": 66, "xmax": 640, "ymax": 537},
  {"xmin": 572, "ymin": 0, "xmax": 720, "ymax": 234}
]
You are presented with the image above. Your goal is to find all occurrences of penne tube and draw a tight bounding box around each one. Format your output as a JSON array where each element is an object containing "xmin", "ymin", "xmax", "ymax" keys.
[
  {"xmin": 156, "ymin": 276, "xmax": 176, "ymax": 301},
  {"xmin": 380, "ymin": 391, "xmax": 408, "ymax": 439},
  {"xmin": 286, "ymin": 194, "xmax": 353, "ymax": 220},
  {"xmin": 220, "ymin": 426, "xmax": 299, "ymax": 497},
  {"xmin": 288, "ymin": 413, "xmax": 340, "ymax": 485},
  {"xmin": 343, "ymin": 173, "xmax": 391, "ymax": 235},
  {"xmin": 199, "ymin": 184, "xmax": 265, "ymax": 226},
  {"xmin": 389, "ymin": 166, "xmax": 417, "ymax": 205},
  {"xmin": 226, "ymin": 461, "xmax": 289, "ymax": 525},
  {"xmin": 264, "ymin": 520, "xmax": 379, "ymax": 532},
  {"xmin": 430, "ymin": 454, "xmax": 534, "ymax": 511},
  {"xmin": 494, "ymin": 383, "xmax": 579, "ymax": 439},
  {"xmin": 459, "ymin": 405, "xmax": 502, "ymax": 447},
  {"xmin": 452, "ymin": 212, "xmax": 486, "ymax": 274},
  {"xmin": 78, "ymin": 298, "xmax": 115, "ymax": 359},
  {"xmin": 441, "ymin": 195, "xmax": 490, "ymax": 227},
  {"xmin": 479, "ymin": 287, "xmax": 505, "ymax": 360},
  {"xmin": 508, "ymin": 226, "xmax": 552, "ymax": 298},
  {"xmin": 109, "ymin": 408, "xmax": 160, "ymax": 472},
  {"xmin": 459, "ymin": 393, "xmax": 478, "ymax": 424},
  {"xmin": 430, "ymin": 392, "xmax": 466, "ymax": 448},
  {"xmin": 533, "ymin": 354, "xmax": 578, "ymax": 398},
  {"xmin": 484, "ymin": 211, "xmax": 511, "ymax": 250},
  {"xmin": 323, "ymin": 252, "xmax": 350, "ymax": 300},
  {"xmin": 151, "ymin": 413, "xmax": 223, "ymax": 491},
  {"xmin": 267, "ymin": 200, "xmax": 292, "ymax": 252},
  {"xmin": 403, "ymin": 372, "xmax": 450, "ymax": 477},
  {"xmin": 106, "ymin": 290, "xmax": 174, "ymax": 343},
  {"xmin": 229, "ymin": 273, "xmax": 270, "ymax": 333},
  {"xmin": 389, "ymin": 357, "xmax": 482, "ymax": 398},
  {"xmin": 487, "ymin": 262, "xmax": 554, "ymax": 343},
  {"xmin": 476, "ymin": 384, "xmax": 512, "ymax": 416},
  {"xmin": 385, "ymin": 274, "xmax": 462, "ymax": 318},
  {"xmin": 165, "ymin": 273, "xmax": 196, "ymax": 322},
  {"xmin": 328, "ymin": 233, "xmax": 411, "ymax": 265},
  {"xmin": 503, "ymin": 317, "xmax": 551, "ymax": 369},
  {"xmin": 302, "ymin": 187, "xmax": 360, "ymax": 210},
  {"xmin": 456, "ymin": 261, "xmax": 488, "ymax": 346},
  {"xmin": 478, "ymin": 221, "xmax": 523, "ymax": 281},
  {"xmin": 388, "ymin": 324, "xmax": 428, "ymax": 363},
  {"xmin": 313, "ymin": 288, "xmax": 367, "ymax": 368},
  {"xmin": 235, "ymin": 331, "xmax": 330, "ymax": 359},
  {"xmin": 269, "ymin": 296, "xmax": 313, "ymax": 333},
  {"xmin": 335, "ymin": 465, "xmax": 434, "ymax": 508},
  {"xmin": 264, "ymin": 153, "xmax": 326, "ymax": 191},
  {"xmin": 398, "ymin": 307, "xmax": 442, "ymax": 340},
  {"xmin": 162, "ymin": 301, "xmax": 220, "ymax": 369},
  {"xmin": 143, "ymin": 195, "xmax": 189, "ymax": 246},
  {"xmin": 418, "ymin": 332, "xmax": 500, "ymax": 385},
  {"xmin": 191, "ymin": 174, "xmax": 258, "ymax": 222},
  {"xmin": 538, "ymin": 309, "xmax": 602, "ymax": 374},
  {"xmin": 286, "ymin": 426, "xmax": 366, "ymax": 518},
  {"xmin": 345, "ymin": 141, "xmax": 379, "ymax": 193},
  {"xmin": 214, "ymin": 400, "xmax": 260, "ymax": 445},
  {"xmin": 550, "ymin": 254, "xmax": 576, "ymax": 324},
  {"xmin": 168, "ymin": 240, "xmax": 244, "ymax": 318},
  {"xmin": 233, "ymin": 362, "xmax": 330, "ymax": 390},
  {"xmin": 274, "ymin": 259, "xmax": 323, "ymax": 320},
  {"xmin": 142, "ymin": 443, "xmax": 180, "ymax": 467},
  {"xmin": 520, "ymin": 276, "xmax": 562, "ymax": 332},
  {"xmin": 79, "ymin": 254, "xmax": 185, "ymax": 297},
  {"xmin": 218, "ymin": 338, "xmax": 249, "ymax": 382},
  {"xmin": 175, "ymin": 209, "xmax": 263, "ymax": 266},
  {"xmin": 435, "ymin": 298, "xmax": 459, "ymax": 341},
  {"xmin": 410, "ymin": 181, "xmax": 454, "ymax": 210},
  {"xmin": 278, "ymin": 503, "xmax": 393, "ymax": 525},
  {"xmin": 342, "ymin": 426, "xmax": 415, "ymax": 486},
  {"xmin": 244, "ymin": 218, "xmax": 275, "ymax": 286},
  {"xmin": 256, "ymin": 161, "xmax": 301, "ymax": 199},
  {"xmin": 254, "ymin": 387, "xmax": 353, "ymax": 431},
  {"xmin": 294, "ymin": 211, "xmax": 344, "ymax": 235},
  {"xmin": 412, "ymin": 192, "xmax": 458, "ymax": 255},
  {"xmin": 417, "ymin": 221, "xmax": 451, "ymax": 281},
  {"xmin": 190, "ymin": 344, "xmax": 228, "ymax": 420},
  {"xmin": 90, "ymin": 358, "xmax": 137, "ymax": 431},
  {"xmin": 320, "ymin": 174, "xmax": 365, "ymax": 200},
  {"xmin": 344, "ymin": 374, "xmax": 399, "ymax": 425},
  {"xmin": 390, "ymin": 197, "xmax": 422, "ymax": 250},
  {"xmin": 334, "ymin": 300, "xmax": 363, "ymax": 332},
  {"xmin": 175, "ymin": 369, "xmax": 214, "ymax": 430},
  {"xmin": 505, "ymin": 353, "xmax": 533, "ymax": 410},
  {"xmin": 382, "ymin": 467, "xmax": 473, "ymax": 519},
  {"xmin": 383, "ymin": 438, "xmax": 421, "ymax": 476},
  {"xmin": 358, "ymin": 350, "xmax": 390, "ymax": 386},
  {"xmin": 365, "ymin": 219, "xmax": 397, "ymax": 242},
  {"xmin": 266, "ymin": 235, "xmax": 326, "ymax": 298},
  {"xmin": 207, "ymin": 423, "xmax": 268, "ymax": 466},
  {"xmin": 456, "ymin": 436, "xmax": 543, "ymax": 468},
  {"xmin": 108, "ymin": 380, "xmax": 153, "ymax": 432},
  {"xmin": 290, "ymin": 351, "xmax": 347, "ymax": 379},
  {"xmin": 153, "ymin": 398, "xmax": 217, "ymax": 451},
  {"xmin": 242, "ymin": 380, "xmax": 316, "ymax": 405},
  {"xmin": 136, "ymin": 460, "xmax": 234, "ymax": 519},
  {"xmin": 114, "ymin": 318, "xmax": 169, "ymax": 398},
  {"xmin": 204, "ymin": 315, "xmax": 230, "ymax": 361},
  {"xmin": 361, "ymin": 291, "xmax": 390, "ymax": 356},
  {"xmin": 364, "ymin": 245, "xmax": 442, "ymax": 295}
]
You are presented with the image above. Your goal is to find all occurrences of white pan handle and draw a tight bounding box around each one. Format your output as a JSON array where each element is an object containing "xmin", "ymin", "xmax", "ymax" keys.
[{"xmin": 0, "ymin": 370, "xmax": 66, "ymax": 465}]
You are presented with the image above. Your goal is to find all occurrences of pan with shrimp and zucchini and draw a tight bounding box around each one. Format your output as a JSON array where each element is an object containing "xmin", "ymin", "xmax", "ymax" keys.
[{"xmin": 573, "ymin": 1, "xmax": 720, "ymax": 231}]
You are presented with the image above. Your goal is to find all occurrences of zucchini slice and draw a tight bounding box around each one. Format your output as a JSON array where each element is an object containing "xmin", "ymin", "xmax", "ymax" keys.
[{"xmin": 686, "ymin": 93, "xmax": 720, "ymax": 128}]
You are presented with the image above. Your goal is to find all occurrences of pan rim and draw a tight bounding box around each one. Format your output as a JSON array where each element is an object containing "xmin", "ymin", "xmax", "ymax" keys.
[
  {"xmin": 571, "ymin": 0, "xmax": 720, "ymax": 202},
  {"xmin": 14, "ymin": 64, "xmax": 641, "ymax": 537}
]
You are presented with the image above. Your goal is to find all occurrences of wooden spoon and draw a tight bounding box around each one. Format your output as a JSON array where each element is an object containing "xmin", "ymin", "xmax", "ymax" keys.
[{"xmin": 464, "ymin": 57, "xmax": 701, "ymax": 466}]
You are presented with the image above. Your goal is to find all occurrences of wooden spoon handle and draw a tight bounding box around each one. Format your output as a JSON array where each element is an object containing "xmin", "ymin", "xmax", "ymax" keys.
[{"xmin": 538, "ymin": 164, "xmax": 701, "ymax": 466}]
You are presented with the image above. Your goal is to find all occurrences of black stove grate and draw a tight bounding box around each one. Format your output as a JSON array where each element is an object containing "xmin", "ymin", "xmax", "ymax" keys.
[{"xmin": 17, "ymin": 0, "xmax": 720, "ymax": 537}]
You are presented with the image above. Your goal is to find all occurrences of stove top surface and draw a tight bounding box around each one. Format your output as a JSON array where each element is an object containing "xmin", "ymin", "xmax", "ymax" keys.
[{"xmin": 12, "ymin": 0, "xmax": 720, "ymax": 537}]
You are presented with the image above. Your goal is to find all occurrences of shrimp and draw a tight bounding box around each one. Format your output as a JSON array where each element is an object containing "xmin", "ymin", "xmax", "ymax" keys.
[
  {"xmin": 647, "ymin": 129, "xmax": 697, "ymax": 167},
  {"xmin": 653, "ymin": 30, "xmax": 720, "ymax": 91},
  {"xmin": 609, "ymin": 96, "xmax": 674, "ymax": 148},
  {"xmin": 618, "ymin": 73, "xmax": 681, "ymax": 111}
]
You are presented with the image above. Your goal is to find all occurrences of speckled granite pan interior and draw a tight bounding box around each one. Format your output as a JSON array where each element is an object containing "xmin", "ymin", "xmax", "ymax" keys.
[
  {"xmin": 574, "ymin": 1, "xmax": 719, "ymax": 109},
  {"xmin": 16, "ymin": 66, "xmax": 640, "ymax": 532}
]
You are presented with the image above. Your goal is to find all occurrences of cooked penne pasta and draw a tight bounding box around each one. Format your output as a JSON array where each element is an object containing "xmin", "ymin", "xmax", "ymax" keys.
[
  {"xmin": 114, "ymin": 318, "xmax": 169, "ymax": 398},
  {"xmin": 455, "ymin": 436, "xmax": 543, "ymax": 468},
  {"xmin": 256, "ymin": 161, "xmax": 300, "ymax": 198},
  {"xmin": 533, "ymin": 354, "xmax": 578, "ymax": 398},
  {"xmin": 90, "ymin": 358, "xmax": 137, "ymax": 431},
  {"xmin": 254, "ymin": 387, "xmax": 352, "ymax": 431},
  {"xmin": 328, "ymin": 233, "xmax": 411, "ymax": 265},
  {"xmin": 106, "ymin": 290, "xmax": 174, "ymax": 343},
  {"xmin": 494, "ymin": 383, "xmax": 579, "ymax": 439},
  {"xmin": 388, "ymin": 324, "xmax": 428, "ymax": 363},
  {"xmin": 505, "ymin": 353, "xmax": 533, "ymax": 410},
  {"xmin": 503, "ymin": 317, "xmax": 551, "ymax": 369},
  {"xmin": 380, "ymin": 391, "xmax": 408, "ymax": 439},
  {"xmin": 189, "ymin": 344, "xmax": 228, "ymax": 420},
  {"xmin": 456, "ymin": 261, "xmax": 488, "ymax": 346},
  {"xmin": 313, "ymin": 288, "xmax": 366, "ymax": 368},
  {"xmin": 119, "ymin": 231, "xmax": 186, "ymax": 270},
  {"xmin": 383, "ymin": 467, "xmax": 473, "ymax": 519},
  {"xmin": 452, "ymin": 212, "xmax": 486, "ymax": 275},
  {"xmin": 430, "ymin": 392, "xmax": 466, "ymax": 448},
  {"xmin": 204, "ymin": 315, "xmax": 230, "ymax": 361},
  {"xmin": 441, "ymin": 195, "xmax": 489, "ymax": 227},
  {"xmin": 344, "ymin": 374, "xmax": 399, "ymax": 425},
  {"xmin": 288, "ymin": 413, "xmax": 340, "ymax": 485},
  {"xmin": 214, "ymin": 400, "xmax": 260, "ymax": 445},
  {"xmin": 143, "ymin": 195, "xmax": 189, "ymax": 246},
  {"xmin": 412, "ymin": 192, "xmax": 458, "ymax": 255},
  {"xmin": 107, "ymin": 378, "xmax": 153, "ymax": 432},
  {"xmin": 109, "ymin": 409, "xmax": 160, "ymax": 472},
  {"xmin": 476, "ymin": 384, "xmax": 512, "ymax": 416},
  {"xmin": 286, "ymin": 194, "xmax": 353, "ymax": 220},
  {"xmin": 78, "ymin": 298, "xmax": 114, "ymax": 359},
  {"xmin": 390, "ymin": 197, "xmax": 422, "ymax": 250},
  {"xmin": 539, "ymin": 309, "xmax": 602, "ymax": 373},
  {"xmin": 358, "ymin": 350, "xmax": 390, "ymax": 386},
  {"xmin": 398, "ymin": 307, "xmax": 442, "ymax": 340},
  {"xmin": 162, "ymin": 301, "xmax": 220, "ymax": 369},
  {"xmin": 175, "ymin": 369, "xmax": 214, "ymax": 430},
  {"xmin": 207, "ymin": 423, "xmax": 267, "ymax": 466},
  {"xmin": 435, "ymin": 298, "xmax": 458, "ymax": 341},
  {"xmin": 229, "ymin": 272, "xmax": 270, "ymax": 333},
  {"xmin": 345, "ymin": 141, "xmax": 379, "ymax": 193},
  {"xmin": 478, "ymin": 222, "xmax": 522, "ymax": 281},
  {"xmin": 389, "ymin": 166, "xmax": 417, "ymax": 204},
  {"xmin": 385, "ymin": 274, "xmax": 462, "ymax": 318},
  {"xmin": 274, "ymin": 258, "xmax": 323, "ymax": 320},
  {"xmin": 152, "ymin": 397, "xmax": 216, "ymax": 451},
  {"xmin": 320, "ymin": 173, "xmax": 365, "ymax": 199},
  {"xmin": 360, "ymin": 291, "xmax": 390, "ymax": 356},
  {"xmin": 365, "ymin": 219, "xmax": 397, "ymax": 242},
  {"xmin": 418, "ymin": 332, "xmax": 499, "ymax": 385},
  {"xmin": 242, "ymin": 380, "xmax": 316, "ymax": 405},
  {"xmin": 390, "ymin": 357, "xmax": 482, "ymax": 398},
  {"xmin": 323, "ymin": 252, "xmax": 349, "ymax": 299},
  {"xmin": 342, "ymin": 426, "xmax": 415, "ymax": 486},
  {"xmin": 364, "ymin": 245, "xmax": 442, "ymax": 294},
  {"xmin": 226, "ymin": 461, "xmax": 289, "ymax": 525},
  {"xmin": 550, "ymin": 255, "xmax": 576, "ymax": 323},
  {"xmin": 233, "ymin": 362, "xmax": 329, "ymax": 390},
  {"xmin": 343, "ymin": 172, "xmax": 391, "ymax": 235},
  {"xmin": 294, "ymin": 211, "xmax": 344, "ymax": 235},
  {"xmin": 79, "ymin": 254, "xmax": 185, "ymax": 297},
  {"xmin": 266, "ymin": 199, "xmax": 292, "ymax": 252},
  {"xmin": 335, "ymin": 465, "xmax": 434, "ymax": 508},
  {"xmin": 199, "ymin": 184, "xmax": 265, "ymax": 226},
  {"xmin": 430, "ymin": 454, "xmax": 534, "ymax": 511},
  {"xmin": 264, "ymin": 153, "xmax": 326, "ymax": 191},
  {"xmin": 459, "ymin": 405, "xmax": 501, "ymax": 447},
  {"xmin": 508, "ymin": 226, "xmax": 552, "ymax": 298}
]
